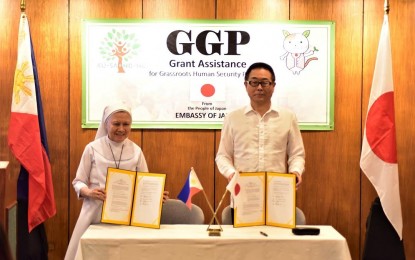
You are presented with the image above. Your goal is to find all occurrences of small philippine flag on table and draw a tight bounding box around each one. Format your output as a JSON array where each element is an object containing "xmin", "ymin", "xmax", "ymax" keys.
[{"xmin": 178, "ymin": 168, "xmax": 203, "ymax": 209}]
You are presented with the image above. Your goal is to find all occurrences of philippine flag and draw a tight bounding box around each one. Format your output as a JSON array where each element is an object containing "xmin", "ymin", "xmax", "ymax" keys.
[
  {"xmin": 177, "ymin": 167, "xmax": 203, "ymax": 209},
  {"xmin": 8, "ymin": 13, "xmax": 56, "ymax": 232}
]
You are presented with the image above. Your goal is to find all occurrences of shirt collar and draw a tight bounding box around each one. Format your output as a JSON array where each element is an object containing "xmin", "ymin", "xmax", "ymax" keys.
[{"xmin": 244, "ymin": 104, "xmax": 280, "ymax": 116}]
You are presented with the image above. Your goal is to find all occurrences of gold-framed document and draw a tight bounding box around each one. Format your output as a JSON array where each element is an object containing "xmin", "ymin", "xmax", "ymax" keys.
[
  {"xmin": 234, "ymin": 172, "xmax": 266, "ymax": 227},
  {"xmin": 101, "ymin": 167, "xmax": 166, "ymax": 228},
  {"xmin": 234, "ymin": 172, "xmax": 296, "ymax": 228}
]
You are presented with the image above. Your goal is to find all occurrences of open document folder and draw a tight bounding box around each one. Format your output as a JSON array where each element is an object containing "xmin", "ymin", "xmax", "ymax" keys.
[
  {"xmin": 101, "ymin": 167, "xmax": 166, "ymax": 228},
  {"xmin": 234, "ymin": 172, "xmax": 296, "ymax": 228}
]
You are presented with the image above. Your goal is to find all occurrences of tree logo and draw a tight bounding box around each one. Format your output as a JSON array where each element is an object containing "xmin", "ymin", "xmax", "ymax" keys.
[{"xmin": 99, "ymin": 29, "xmax": 140, "ymax": 73}]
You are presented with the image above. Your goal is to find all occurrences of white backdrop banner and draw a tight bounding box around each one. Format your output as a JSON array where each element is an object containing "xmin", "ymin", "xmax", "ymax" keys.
[{"xmin": 82, "ymin": 20, "xmax": 335, "ymax": 130}]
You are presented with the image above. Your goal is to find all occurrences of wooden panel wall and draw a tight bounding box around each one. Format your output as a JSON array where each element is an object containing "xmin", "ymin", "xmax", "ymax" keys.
[
  {"xmin": 291, "ymin": 2, "xmax": 363, "ymax": 259},
  {"xmin": 0, "ymin": 0, "xmax": 414, "ymax": 259}
]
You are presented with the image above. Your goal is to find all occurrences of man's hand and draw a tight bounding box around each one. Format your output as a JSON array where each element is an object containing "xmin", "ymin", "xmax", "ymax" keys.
[
  {"xmin": 291, "ymin": 172, "xmax": 302, "ymax": 190},
  {"xmin": 227, "ymin": 173, "xmax": 235, "ymax": 182}
]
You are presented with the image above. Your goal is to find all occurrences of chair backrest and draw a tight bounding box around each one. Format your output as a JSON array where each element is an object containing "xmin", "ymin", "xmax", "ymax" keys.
[
  {"xmin": 295, "ymin": 207, "xmax": 306, "ymax": 225},
  {"xmin": 160, "ymin": 199, "xmax": 205, "ymax": 224},
  {"xmin": 160, "ymin": 199, "xmax": 191, "ymax": 224},
  {"xmin": 220, "ymin": 205, "xmax": 306, "ymax": 225},
  {"xmin": 189, "ymin": 204, "xmax": 205, "ymax": 224},
  {"xmin": 221, "ymin": 205, "xmax": 232, "ymax": 225}
]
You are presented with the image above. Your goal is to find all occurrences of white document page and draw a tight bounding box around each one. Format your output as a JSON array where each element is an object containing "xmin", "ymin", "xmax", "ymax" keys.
[
  {"xmin": 131, "ymin": 173, "xmax": 166, "ymax": 228},
  {"xmin": 234, "ymin": 172, "xmax": 266, "ymax": 227},
  {"xmin": 266, "ymin": 173, "xmax": 296, "ymax": 228},
  {"xmin": 101, "ymin": 168, "xmax": 136, "ymax": 225}
]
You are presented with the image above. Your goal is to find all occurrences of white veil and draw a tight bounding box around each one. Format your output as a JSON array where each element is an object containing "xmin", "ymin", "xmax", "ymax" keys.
[{"xmin": 95, "ymin": 103, "xmax": 132, "ymax": 140}]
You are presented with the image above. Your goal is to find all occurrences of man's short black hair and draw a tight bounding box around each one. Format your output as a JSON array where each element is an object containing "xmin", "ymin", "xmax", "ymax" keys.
[{"xmin": 244, "ymin": 62, "xmax": 276, "ymax": 82}]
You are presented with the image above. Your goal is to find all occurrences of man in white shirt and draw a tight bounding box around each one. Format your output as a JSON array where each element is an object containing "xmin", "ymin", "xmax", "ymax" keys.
[{"xmin": 215, "ymin": 62, "xmax": 305, "ymax": 218}]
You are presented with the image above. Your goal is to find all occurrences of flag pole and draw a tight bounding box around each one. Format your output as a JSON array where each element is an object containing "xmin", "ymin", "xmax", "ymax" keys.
[
  {"xmin": 214, "ymin": 189, "xmax": 229, "ymax": 219},
  {"xmin": 384, "ymin": 0, "xmax": 389, "ymax": 15},
  {"xmin": 189, "ymin": 167, "xmax": 221, "ymax": 225},
  {"xmin": 200, "ymin": 188, "xmax": 221, "ymax": 224},
  {"xmin": 206, "ymin": 189, "xmax": 229, "ymax": 230},
  {"xmin": 20, "ymin": 0, "xmax": 26, "ymax": 12}
]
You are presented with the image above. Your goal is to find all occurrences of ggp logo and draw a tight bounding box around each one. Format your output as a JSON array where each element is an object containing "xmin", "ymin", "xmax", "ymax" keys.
[{"xmin": 166, "ymin": 30, "xmax": 250, "ymax": 55}]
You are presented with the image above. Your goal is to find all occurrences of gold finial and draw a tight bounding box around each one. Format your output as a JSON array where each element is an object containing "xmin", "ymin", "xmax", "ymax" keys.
[
  {"xmin": 384, "ymin": 0, "xmax": 389, "ymax": 15},
  {"xmin": 20, "ymin": 0, "xmax": 26, "ymax": 12}
]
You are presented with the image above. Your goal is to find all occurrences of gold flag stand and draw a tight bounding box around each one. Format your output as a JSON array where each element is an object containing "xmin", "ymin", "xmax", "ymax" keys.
[
  {"xmin": 206, "ymin": 189, "xmax": 229, "ymax": 236},
  {"xmin": 191, "ymin": 167, "xmax": 230, "ymax": 236}
]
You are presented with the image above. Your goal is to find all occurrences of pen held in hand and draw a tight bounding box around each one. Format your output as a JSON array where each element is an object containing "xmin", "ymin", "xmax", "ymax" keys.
[{"xmin": 260, "ymin": 231, "xmax": 268, "ymax": 237}]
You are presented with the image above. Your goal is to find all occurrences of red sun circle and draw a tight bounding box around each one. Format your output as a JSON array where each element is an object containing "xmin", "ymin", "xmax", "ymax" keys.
[
  {"xmin": 201, "ymin": 84, "xmax": 215, "ymax": 97},
  {"xmin": 365, "ymin": 91, "xmax": 397, "ymax": 163},
  {"xmin": 234, "ymin": 184, "xmax": 240, "ymax": 196}
]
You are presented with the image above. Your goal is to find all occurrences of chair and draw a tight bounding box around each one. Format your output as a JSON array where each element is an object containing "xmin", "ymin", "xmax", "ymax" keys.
[
  {"xmin": 295, "ymin": 207, "xmax": 306, "ymax": 225},
  {"xmin": 189, "ymin": 204, "xmax": 205, "ymax": 224},
  {"xmin": 221, "ymin": 205, "xmax": 306, "ymax": 225},
  {"xmin": 160, "ymin": 199, "xmax": 190, "ymax": 224},
  {"xmin": 160, "ymin": 199, "xmax": 205, "ymax": 224},
  {"xmin": 221, "ymin": 205, "xmax": 232, "ymax": 225}
]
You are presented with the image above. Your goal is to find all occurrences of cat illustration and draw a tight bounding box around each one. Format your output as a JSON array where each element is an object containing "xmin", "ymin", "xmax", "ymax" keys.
[{"xmin": 280, "ymin": 30, "xmax": 318, "ymax": 75}]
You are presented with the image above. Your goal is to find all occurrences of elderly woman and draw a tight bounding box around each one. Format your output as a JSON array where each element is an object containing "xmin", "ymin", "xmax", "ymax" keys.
[{"xmin": 65, "ymin": 103, "xmax": 168, "ymax": 260}]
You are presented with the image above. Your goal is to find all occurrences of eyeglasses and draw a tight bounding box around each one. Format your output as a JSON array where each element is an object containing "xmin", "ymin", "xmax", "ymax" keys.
[{"xmin": 245, "ymin": 80, "xmax": 273, "ymax": 88}]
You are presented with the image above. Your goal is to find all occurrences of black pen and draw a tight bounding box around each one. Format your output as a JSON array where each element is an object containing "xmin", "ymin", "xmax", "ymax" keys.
[{"xmin": 260, "ymin": 231, "xmax": 268, "ymax": 237}]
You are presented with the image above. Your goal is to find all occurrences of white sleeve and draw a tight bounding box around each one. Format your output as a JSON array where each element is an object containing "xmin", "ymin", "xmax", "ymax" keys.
[
  {"xmin": 215, "ymin": 115, "xmax": 237, "ymax": 179},
  {"xmin": 136, "ymin": 149, "xmax": 149, "ymax": 172},
  {"xmin": 287, "ymin": 114, "xmax": 305, "ymax": 175},
  {"xmin": 72, "ymin": 145, "xmax": 93, "ymax": 198}
]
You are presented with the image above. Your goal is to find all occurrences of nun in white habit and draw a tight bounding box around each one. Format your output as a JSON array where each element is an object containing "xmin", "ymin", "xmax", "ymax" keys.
[{"xmin": 65, "ymin": 104, "xmax": 149, "ymax": 260}]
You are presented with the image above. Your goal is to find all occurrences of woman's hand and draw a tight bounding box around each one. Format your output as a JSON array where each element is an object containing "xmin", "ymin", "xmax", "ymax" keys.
[
  {"xmin": 80, "ymin": 187, "xmax": 106, "ymax": 201},
  {"xmin": 163, "ymin": 191, "xmax": 170, "ymax": 202}
]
